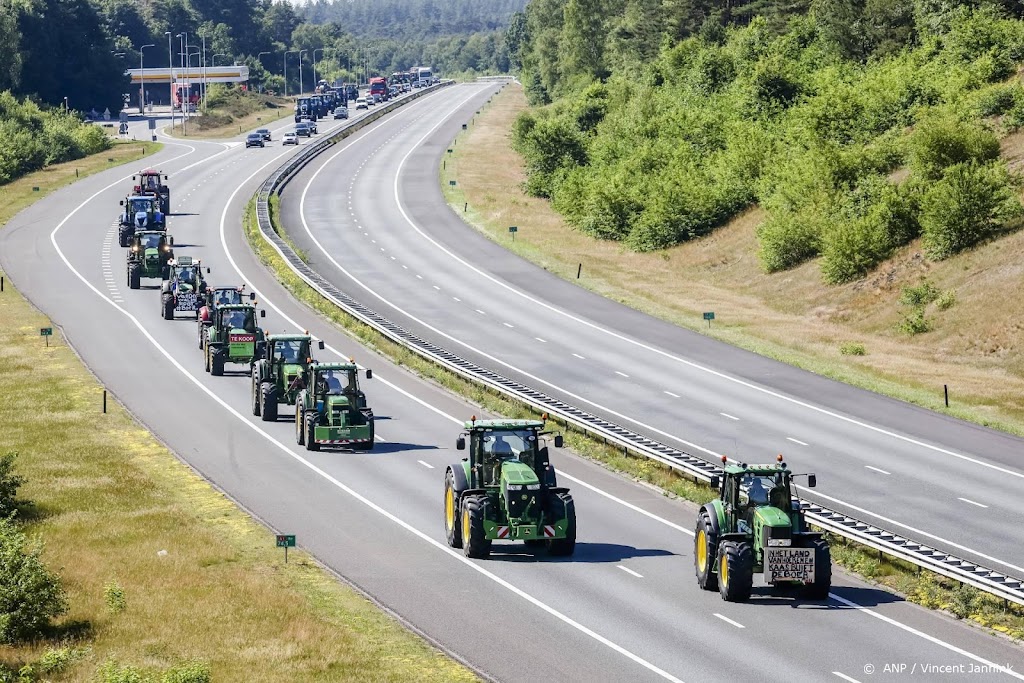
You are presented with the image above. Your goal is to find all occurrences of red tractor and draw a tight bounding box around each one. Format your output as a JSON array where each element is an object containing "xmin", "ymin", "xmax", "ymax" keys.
[{"xmin": 133, "ymin": 169, "xmax": 171, "ymax": 214}]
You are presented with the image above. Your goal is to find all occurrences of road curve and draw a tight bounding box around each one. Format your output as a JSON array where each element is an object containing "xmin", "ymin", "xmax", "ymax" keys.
[
  {"xmin": 2, "ymin": 85, "xmax": 1023, "ymax": 682},
  {"xmin": 282, "ymin": 82, "xmax": 1024, "ymax": 579}
]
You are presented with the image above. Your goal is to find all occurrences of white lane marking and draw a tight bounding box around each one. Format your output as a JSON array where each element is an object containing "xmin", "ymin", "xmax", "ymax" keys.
[
  {"xmin": 713, "ymin": 614, "xmax": 744, "ymax": 629},
  {"xmin": 958, "ymin": 497, "xmax": 989, "ymax": 509},
  {"xmin": 617, "ymin": 565, "xmax": 643, "ymax": 578},
  {"xmin": 535, "ymin": 337, "xmax": 546, "ymax": 343},
  {"xmin": 433, "ymin": 285, "xmax": 440, "ymax": 290},
  {"xmin": 615, "ymin": 371, "xmax": 629, "ymax": 378},
  {"xmin": 503, "ymin": 323, "xmax": 514, "ymax": 328},
  {"xmin": 664, "ymin": 391, "xmax": 680, "ymax": 398},
  {"xmin": 572, "ymin": 353, "xmax": 585, "ymax": 359},
  {"xmin": 403, "ymin": 265, "xmax": 408, "ymax": 269},
  {"xmin": 829, "ymin": 593, "xmax": 1023, "ymax": 680},
  {"xmin": 391, "ymin": 256, "xmax": 396, "ymax": 261},
  {"xmin": 832, "ymin": 673, "xmax": 860, "ymax": 683},
  {"xmin": 720, "ymin": 413, "xmax": 739, "ymax": 420},
  {"xmin": 453, "ymin": 297, "xmax": 461, "ymax": 302},
  {"xmin": 865, "ymin": 465, "xmax": 891, "ymax": 475},
  {"xmin": 390, "ymin": 126, "xmax": 1024, "ymax": 483},
  {"xmin": 787, "ymin": 437, "xmax": 809, "ymax": 446},
  {"xmin": 475, "ymin": 309, "xmax": 486, "ymax": 315},
  {"xmin": 417, "ymin": 460, "xmax": 434, "ymax": 469},
  {"xmin": 416, "ymin": 274, "xmax": 423, "ymax": 279}
]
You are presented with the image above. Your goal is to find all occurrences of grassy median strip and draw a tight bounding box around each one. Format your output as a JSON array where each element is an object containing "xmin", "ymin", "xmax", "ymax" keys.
[
  {"xmin": 0, "ymin": 151, "xmax": 477, "ymax": 681},
  {"xmin": 252, "ymin": 142, "xmax": 1024, "ymax": 641}
]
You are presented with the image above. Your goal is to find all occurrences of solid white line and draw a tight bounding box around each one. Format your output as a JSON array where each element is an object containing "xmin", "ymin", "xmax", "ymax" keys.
[
  {"xmin": 958, "ymin": 497, "xmax": 989, "ymax": 509},
  {"xmin": 713, "ymin": 613, "xmax": 744, "ymax": 629},
  {"xmin": 720, "ymin": 413, "xmax": 739, "ymax": 420},
  {"xmin": 616, "ymin": 565, "xmax": 643, "ymax": 578},
  {"xmin": 865, "ymin": 465, "xmax": 891, "ymax": 475},
  {"xmin": 787, "ymin": 437, "xmax": 809, "ymax": 446},
  {"xmin": 572, "ymin": 353, "xmax": 585, "ymax": 359},
  {"xmin": 615, "ymin": 371, "xmax": 629, "ymax": 378},
  {"xmin": 417, "ymin": 460, "xmax": 434, "ymax": 469},
  {"xmin": 664, "ymin": 391, "xmax": 680, "ymax": 398},
  {"xmin": 832, "ymin": 673, "xmax": 860, "ymax": 683}
]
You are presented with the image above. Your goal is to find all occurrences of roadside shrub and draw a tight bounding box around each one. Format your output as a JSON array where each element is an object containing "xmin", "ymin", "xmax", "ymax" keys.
[
  {"xmin": 949, "ymin": 584, "xmax": 979, "ymax": 619},
  {"xmin": 900, "ymin": 280, "xmax": 940, "ymax": 307},
  {"xmin": 103, "ymin": 579, "xmax": 126, "ymax": 614},
  {"xmin": 757, "ymin": 209, "xmax": 823, "ymax": 272},
  {"xmin": 919, "ymin": 161, "xmax": 1022, "ymax": 259},
  {"xmin": 935, "ymin": 289, "xmax": 957, "ymax": 310},
  {"xmin": 897, "ymin": 308, "xmax": 932, "ymax": 335},
  {"xmin": 973, "ymin": 84, "xmax": 1019, "ymax": 117},
  {"xmin": 0, "ymin": 451, "xmax": 26, "ymax": 519},
  {"xmin": 0, "ymin": 517, "xmax": 68, "ymax": 643},
  {"xmin": 37, "ymin": 645, "xmax": 91, "ymax": 674},
  {"xmin": 839, "ymin": 342, "xmax": 867, "ymax": 355},
  {"xmin": 94, "ymin": 660, "xmax": 146, "ymax": 683},
  {"xmin": 160, "ymin": 662, "xmax": 211, "ymax": 683},
  {"xmin": 909, "ymin": 117, "xmax": 1000, "ymax": 181}
]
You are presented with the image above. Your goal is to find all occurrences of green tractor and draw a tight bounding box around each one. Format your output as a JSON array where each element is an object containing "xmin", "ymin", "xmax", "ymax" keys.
[
  {"xmin": 160, "ymin": 256, "xmax": 209, "ymax": 320},
  {"xmin": 444, "ymin": 417, "xmax": 575, "ymax": 559},
  {"xmin": 202, "ymin": 303, "xmax": 266, "ymax": 376},
  {"xmin": 295, "ymin": 361, "xmax": 374, "ymax": 451},
  {"xmin": 252, "ymin": 334, "xmax": 324, "ymax": 421},
  {"xmin": 126, "ymin": 230, "xmax": 173, "ymax": 289},
  {"xmin": 695, "ymin": 455, "xmax": 830, "ymax": 602}
]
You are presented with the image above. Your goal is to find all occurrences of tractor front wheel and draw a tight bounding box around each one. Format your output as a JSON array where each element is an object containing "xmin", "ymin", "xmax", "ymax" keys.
[
  {"xmin": 461, "ymin": 495, "xmax": 491, "ymax": 559},
  {"xmin": 118, "ymin": 225, "xmax": 132, "ymax": 247},
  {"xmin": 547, "ymin": 492, "xmax": 576, "ymax": 556},
  {"xmin": 695, "ymin": 511, "xmax": 718, "ymax": 591},
  {"xmin": 210, "ymin": 349, "xmax": 225, "ymax": 376},
  {"xmin": 251, "ymin": 375, "xmax": 261, "ymax": 416},
  {"xmin": 801, "ymin": 538, "xmax": 832, "ymax": 600},
  {"xmin": 304, "ymin": 413, "xmax": 320, "ymax": 451},
  {"xmin": 127, "ymin": 263, "xmax": 141, "ymax": 290},
  {"xmin": 260, "ymin": 382, "xmax": 278, "ymax": 422},
  {"xmin": 718, "ymin": 540, "xmax": 754, "ymax": 603},
  {"xmin": 444, "ymin": 469, "xmax": 462, "ymax": 549},
  {"xmin": 295, "ymin": 404, "xmax": 305, "ymax": 445}
]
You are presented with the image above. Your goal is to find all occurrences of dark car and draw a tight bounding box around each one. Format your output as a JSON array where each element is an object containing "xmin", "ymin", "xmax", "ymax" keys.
[
  {"xmin": 333, "ymin": 107, "xmax": 348, "ymax": 120},
  {"xmin": 245, "ymin": 133, "xmax": 264, "ymax": 148},
  {"xmin": 295, "ymin": 122, "xmax": 311, "ymax": 138},
  {"xmin": 256, "ymin": 128, "xmax": 271, "ymax": 141}
]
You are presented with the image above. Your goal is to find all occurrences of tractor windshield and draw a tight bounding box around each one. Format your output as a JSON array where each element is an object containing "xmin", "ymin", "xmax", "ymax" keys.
[
  {"xmin": 138, "ymin": 233, "xmax": 162, "ymax": 250},
  {"xmin": 176, "ymin": 266, "xmax": 197, "ymax": 284},
  {"xmin": 273, "ymin": 340, "xmax": 308, "ymax": 364},
  {"xmin": 145, "ymin": 175, "xmax": 159, "ymax": 189},
  {"xmin": 477, "ymin": 430, "xmax": 538, "ymax": 485},
  {"xmin": 130, "ymin": 198, "xmax": 152, "ymax": 214},
  {"xmin": 223, "ymin": 309, "xmax": 255, "ymax": 331},
  {"xmin": 738, "ymin": 472, "xmax": 788, "ymax": 508},
  {"xmin": 213, "ymin": 289, "xmax": 242, "ymax": 307}
]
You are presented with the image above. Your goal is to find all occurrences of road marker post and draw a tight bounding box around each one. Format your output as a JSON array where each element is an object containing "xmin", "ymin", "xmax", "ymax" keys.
[
  {"xmin": 703, "ymin": 312, "xmax": 715, "ymax": 329},
  {"xmin": 509, "ymin": 226, "xmax": 518, "ymax": 242},
  {"xmin": 40, "ymin": 327, "xmax": 52, "ymax": 347},
  {"xmin": 276, "ymin": 534, "xmax": 296, "ymax": 563}
]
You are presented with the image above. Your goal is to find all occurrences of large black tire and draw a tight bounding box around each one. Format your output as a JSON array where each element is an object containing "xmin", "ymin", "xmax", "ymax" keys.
[
  {"xmin": 304, "ymin": 413, "xmax": 320, "ymax": 451},
  {"xmin": 354, "ymin": 415, "xmax": 374, "ymax": 451},
  {"xmin": 547, "ymin": 492, "xmax": 576, "ymax": 557},
  {"xmin": 461, "ymin": 495, "xmax": 491, "ymax": 559},
  {"xmin": 295, "ymin": 403, "xmax": 305, "ymax": 445},
  {"xmin": 210, "ymin": 348, "xmax": 225, "ymax": 376},
  {"xmin": 204, "ymin": 344, "xmax": 211, "ymax": 373},
  {"xmin": 444, "ymin": 469, "xmax": 462, "ymax": 549},
  {"xmin": 118, "ymin": 225, "xmax": 133, "ymax": 247},
  {"xmin": 127, "ymin": 263, "xmax": 141, "ymax": 290},
  {"xmin": 251, "ymin": 373, "xmax": 261, "ymax": 416},
  {"xmin": 161, "ymin": 294, "xmax": 174, "ymax": 320},
  {"xmin": 160, "ymin": 193, "xmax": 170, "ymax": 214},
  {"xmin": 718, "ymin": 540, "xmax": 754, "ymax": 603},
  {"xmin": 260, "ymin": 382, "xmax": 278, "ymax": 422},
  {"xmin": 695, "ymin": 511, "xmax": 719, "ymax": 591},
  {"xmin": 801, "ymin": 538, "xmax": 832, "ymax": 600},
  {"xmin": 197, "ymin": 322, "xmax": 206, "ymax": 350}
]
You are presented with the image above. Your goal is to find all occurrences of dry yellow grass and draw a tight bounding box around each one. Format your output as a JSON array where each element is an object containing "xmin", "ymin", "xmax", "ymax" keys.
[
  {"xmin": 0, "ymin": 152, "xmax": 476, "ymax": 681},
  {"xmin": 443, "ymin": 83, "xmax": 1024, "ymax": 434}
]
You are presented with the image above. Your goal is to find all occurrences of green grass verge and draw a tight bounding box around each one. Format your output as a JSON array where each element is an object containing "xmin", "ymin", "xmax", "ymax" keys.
[
  {"xmin": 251, "ymin": 180, "xmax": 1024, "ymax": 643},
  {"xmin": 0, "ymin": 147, "xmax": 477, "ymax": 682}
]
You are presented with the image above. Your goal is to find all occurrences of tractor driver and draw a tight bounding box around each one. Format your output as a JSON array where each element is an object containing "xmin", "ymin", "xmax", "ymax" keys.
[
  {"xmin": 323, "ymin": 370, "xmax": 344, "ymax": 394},
  {"xmin": 485, "ymin": 434, "xmax": 514, "ymax": 485},
  {"xmin": 226, "ymin": 310, "xmax": 250, "ymax": 331},
  {"xmin": 744, "ymin": 476, "xmax": 770, "ymax": 507}
]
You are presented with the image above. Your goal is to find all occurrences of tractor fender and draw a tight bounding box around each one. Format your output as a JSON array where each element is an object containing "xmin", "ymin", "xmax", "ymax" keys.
[
  {"xmin": 547, "ymin": 487, "xmax": 571, "ymax": 496},
  {"xmin": 253, "ymin": 358, "xmax": 269, "ymax": 382},
  {"xmin": 700, "ymin": 501, "xmax": 724, "ymax": 537},
  {"xmin": 447, "ymin": 465, "xmax": 469, "ymax": 494}
]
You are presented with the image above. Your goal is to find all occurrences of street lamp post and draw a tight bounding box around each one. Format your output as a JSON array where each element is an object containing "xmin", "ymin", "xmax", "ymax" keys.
[
  {"xmin": 139, "ymin": 44, "xmax": 155, "ymax": 114},
  {"xmin": 313, "ymin": 48, "xmax": 327, "ymax": 91},
  {"xmin": 256, "ymin": 52, "xmax": 270, "ymax": 93},
  {"xmin": 177, "ymin": 32, "xmax": 188, "ymax": 134},
  {"xmin": 199, "ymin": 34, "xmax": 207, "ymax": 112},
  {"xmin": 298, "ymin": 49, "xmax": 307, "ymax": 96},
  {"xmin": 213, "ymin": 53, "xmax": 228, "ymax": 67},
  {"xmin": 165, "ymin": 32, "xmax": 173, "ymax": 129},
  {"xmin": 284, "ymin": 50, "xmax": 300, "ymax": 98}
]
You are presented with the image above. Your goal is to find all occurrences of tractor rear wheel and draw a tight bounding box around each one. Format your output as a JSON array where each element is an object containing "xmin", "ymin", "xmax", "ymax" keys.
[
  {"xmin": 304, "ymin": 413, "xmax": 320, "ymax": 451},
  {"xmin": 547, "ymin": 492, "xmax": 576, "ymax": 557},
  {"xmin": 210, "ymin": 349, "xmax": 225, "ymax": 376},
  {"xmin": 695, "ymin": 511, "xmax": 718, "ymax": 591},
  {"xmin": 127, "ymin": 263, "xmax": 141, "ymax": 290},
  {"xmin": 260, "ymin": 382, "xmax": 278, "ymax": 422},
  {"xmin": 444, "ymin": 469, "xmax": 462, "ymax": 549},
  {"xmin": 197, "ymin": 322, "xmax": 204, "ymax": 349},
  {"xmin": 801, "ymin": 538, "xmax": 832, "ymax": 600},
  {"xmin": 461, "ymin": 495, "xmax": 491, "ymax": 559},
  {"xmin": 718, "ymin": 540, "xmax": 754, "ymax": 602},
  {"xmin": 161, "ymin": 294, "xmax": 174, "ymax": 320},
  {"xmin": 251, "ymin": 375, "xmax": 261, "ymax": 416},
  {"xmin": 204, "ymin": 345, "xmax": 211, "ymax": 373},
  {"xmin": 118, "ymin": 225, "xmax": 132, "ymax": 247},
  {"xmin": 296, "ymin": 405, "xmax": 305, "ymax": 445}
]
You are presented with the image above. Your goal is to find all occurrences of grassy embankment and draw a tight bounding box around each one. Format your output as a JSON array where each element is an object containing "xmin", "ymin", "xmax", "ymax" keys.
[
  {"xmin": 0, "ymin": 141, "xmax": 477, "ymax": 681},
  {"xmin": 166, "ymin": 87, "xmax": 293, "ymax": 139},
  {"xmin": 249, "ymin": 131, "xmax": 1024, "ymax": 639}
]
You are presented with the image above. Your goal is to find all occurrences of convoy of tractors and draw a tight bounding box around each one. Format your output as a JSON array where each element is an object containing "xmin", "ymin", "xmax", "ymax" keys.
[{"xmin": 117, "ymin": 166, "xmax": 831, "ymax": 599}]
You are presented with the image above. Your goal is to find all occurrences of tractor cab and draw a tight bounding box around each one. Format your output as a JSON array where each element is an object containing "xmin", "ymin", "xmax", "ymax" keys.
[
  {"xmin": 203, "ymin": 303, "xmax": 266, "ymax": 376},
  {"xmin": 161, "ymin": 256, "xmax": 209, "ymax": 320},
  {"xmin": 296, "ymin": 361, "xmax": 374, "ymax": 451},
  {"xmin": 695, "ymin": 456, "xmax": 829, "ymax": 602},
  {"xmin": 252, "ymin": 334, "xmax": 325, "ymax": 421},
  {"xmin": 445, "ymin": 418, "xmax": 573, "ymax": 559},
  {"xmin": 133, "ymin": 169, "xmax": 170, "ymax": 214},
  {"xmin": 126, "ymin": 230, "xmax": 173, "ymax": 289},
  {"xmin": 217, "ymin": 304, "xmax": 258, "ymax": 333}
]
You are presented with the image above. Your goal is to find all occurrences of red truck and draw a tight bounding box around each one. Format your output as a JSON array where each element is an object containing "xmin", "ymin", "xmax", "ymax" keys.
[{"xmin": 369, "ymin": 77, "xmax": 388, "ymax": 102}]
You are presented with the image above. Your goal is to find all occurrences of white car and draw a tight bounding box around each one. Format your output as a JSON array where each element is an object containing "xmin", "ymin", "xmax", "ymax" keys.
[
  {"xmin": 355, "ymin": 97, "xmax": 368, "ymax": 110},
  {"xmin": 282, "ymin": 132, "xmax": 298, "ymax": 145}
]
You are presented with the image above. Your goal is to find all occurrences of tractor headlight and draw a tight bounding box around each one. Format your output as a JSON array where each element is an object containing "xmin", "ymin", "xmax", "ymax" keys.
[
  {"xmin": 526, "ymin": 484, "xmax": 540, "ymax": 491},
  {"xmin": 132, "ymin": 246, "xmax": 138, "ymax": 252}
]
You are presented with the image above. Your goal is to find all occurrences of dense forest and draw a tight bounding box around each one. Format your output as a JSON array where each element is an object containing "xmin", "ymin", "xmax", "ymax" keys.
[{"xmin": 509, "ymin": 0, "xmax": 1024, "ymax": 283}]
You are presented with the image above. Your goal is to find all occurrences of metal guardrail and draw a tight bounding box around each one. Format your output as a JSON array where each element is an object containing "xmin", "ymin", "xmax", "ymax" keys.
[{"xmin": 252, "ymin": 82, "xmax": 1024, "ymax": 608}]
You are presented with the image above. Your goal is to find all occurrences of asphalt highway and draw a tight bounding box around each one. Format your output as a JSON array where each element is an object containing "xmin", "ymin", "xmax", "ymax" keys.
[
  {"xmin": 281, "ymin": 82, "xmax": 1024, "ymax": 580},
  {"xmin": 3, "ymin": 84, "xmax": 1024, "ymax": 681}
]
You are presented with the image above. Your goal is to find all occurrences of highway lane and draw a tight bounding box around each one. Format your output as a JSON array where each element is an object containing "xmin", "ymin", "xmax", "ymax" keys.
[
  {"xmin": 3, "ymin": 86, "xmax": 1024, "ymax": 682},
  {"xmin": 282, "ymin": 81, "xmax": 1024, "ymax": 577}
]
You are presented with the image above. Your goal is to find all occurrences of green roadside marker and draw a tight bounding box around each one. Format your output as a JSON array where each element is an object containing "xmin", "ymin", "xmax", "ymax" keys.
[
  {"xmin": 509, "ymin": 226, "xmax": 518, "ymax": 242},
  {"xmin": 276, "ymin": 534, "xmax": 296, "ymax": 563},
  {"xmin": 40, "ymin": 327, "xmax": 52, "ymax": 347},
  {"xmin": 703, "ymin": 312, "xmax": 715, "ymax": 329}
]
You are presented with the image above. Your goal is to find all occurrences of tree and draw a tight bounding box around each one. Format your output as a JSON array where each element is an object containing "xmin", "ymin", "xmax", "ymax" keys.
[
  {"xmin": 0, "ymin": 517, "xmax": 68, "ymax": 644},
  {"xmin": 560, "ymin": 0, "xmax": 607, "ymax": 84}
]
